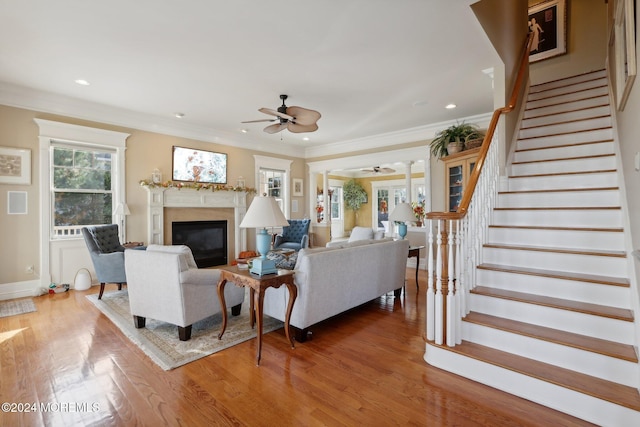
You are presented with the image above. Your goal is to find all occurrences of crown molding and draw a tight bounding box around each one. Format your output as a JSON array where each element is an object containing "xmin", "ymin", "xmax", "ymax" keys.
[
  {"xmin": 1, "ymin": 82, "xmax": 492, "ymax": 160},
  {"xmin": 303, "ymin": 112, "xmax": 493, "ymax": 159}
]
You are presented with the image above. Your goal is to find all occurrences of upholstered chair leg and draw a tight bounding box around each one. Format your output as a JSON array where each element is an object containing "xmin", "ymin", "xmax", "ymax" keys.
[
  {"xmin": 98, "ymin": 283, "xmax": 106, "ymax": 299},
  {"xmin": 133, "ymin": 315, "xmax": 146, "ymax": 328},
  {"xmin": 231, "ymin": 303, "xmax": 242, "ymax": 316},
  {"xmin": 178, "ymin": 325, "xmax": 192, "ymax": 341}
]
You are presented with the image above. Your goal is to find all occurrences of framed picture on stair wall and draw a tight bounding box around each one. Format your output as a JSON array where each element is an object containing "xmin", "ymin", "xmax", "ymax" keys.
[
  {"xmin": 611, "ymin": 0, "xmax": 637, "ymax": 111},
  {"xmin": 528, "ymin": 0, "xmax": 567, "ymax": 63}
]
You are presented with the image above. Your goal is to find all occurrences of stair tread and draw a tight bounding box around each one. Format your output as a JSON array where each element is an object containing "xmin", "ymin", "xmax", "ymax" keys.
[
  {"xmin": 477, "ymin": 263, "xmax": 629, "ymax": 287},
  {"xmin": 512, "ymin": 153, "xmax": 614, "ymax": 165},
  {"xmin": 509, "ymin": 169, "xmax": 617, "ymax": 179},
  {"xmin": 515, "ymin": 139, "xmax": 613, "ymax": 153},
  {"xmin": 526, "ymin": 85, "xmax": 609, "ymax": 105},
  {"xmin": 521, "ymin": 103, "xmax": 610, "ymax": 122},
  {"xmin": 517, "ymin": 126, "xmax": 612, "ymax": 141},
  {"xmin": 464, "ymin": 312, "xmax": 638, "ymax": 362},
  {"xmin": 489, "ymin": 224, "xmax": 623, "ymax": 232},
  {"xmin": 494, "ymin": 206, "xmax": 620, "ymax": 210},
  {"xmin": 483, "ymin": 243, "xmax": 626, "ymax": 258},
  {"xmin": 529, "ymin": 69, "xmax": 606, "ymax": 91},
  {"xmin": 499, "ymin": 187, "xmax": 619, "ymax": 195},
  {"xmin": 520, "ymin": 115, "xmax": 611, "ymax": 131},
  {"xmin": 471, "ymin": 286, "xmax": 634, "ymax": 321},
  {"xmin": 437, "ymin": 340, "xmax": 640, "ymax": 411}
]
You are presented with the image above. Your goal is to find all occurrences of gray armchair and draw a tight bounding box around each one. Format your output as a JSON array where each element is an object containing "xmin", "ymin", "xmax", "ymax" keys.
[
  {"xmin": 81, "ymin": 224, "xmax": 126, "ymax": 299},
  {"xmin": 274, "ymin": 219, "xmax": 311, "ymax": 251}
]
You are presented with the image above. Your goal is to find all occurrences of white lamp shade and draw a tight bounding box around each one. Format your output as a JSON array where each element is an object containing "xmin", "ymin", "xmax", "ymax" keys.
[
  {"xmin": 239, "ymin": 196, "xmax": 289, "ymax": 228},
  {"xmin": 113, "ymin": 203, "xmax": 130, "ymax": 216},
  {"xmin": 389, "ymin": 202, "xmax": 415, "ymax": 223}
]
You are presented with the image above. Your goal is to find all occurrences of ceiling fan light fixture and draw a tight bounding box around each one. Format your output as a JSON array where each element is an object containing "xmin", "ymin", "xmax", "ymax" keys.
[
  {"xmin": 445, "ymin": 103, "xmax": 457, "ymax": 109},
  {"xmin": 244, "ymin": 94, "xmax": 321, "ymax": 135}
]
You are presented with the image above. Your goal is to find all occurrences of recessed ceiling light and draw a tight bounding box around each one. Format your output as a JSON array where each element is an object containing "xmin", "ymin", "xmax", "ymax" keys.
[
  {"xmin": 174, "ymin": 112, "xmax": 185, "ymax": 118},
  {"xmin": 241, "ymin": 129, "xmax": 248, "ymax": 133},
  {"xmin": 445, "ymin": 103, "xmax": 457, "ymax": 109},
  {"xmin": 302, "ymin": 137, "xmax": 310, "ymax": 141},
  {"xmin": 74, "ymin": 79, "xmax": 90, "ymax": 86}
]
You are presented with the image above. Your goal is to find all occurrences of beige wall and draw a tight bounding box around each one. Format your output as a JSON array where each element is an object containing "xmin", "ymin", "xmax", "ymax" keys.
[
  {"xmin": 0, "ymin": 106, "xmax": 41, "ymax": 283},
  {"xmin": 528, "ymin": 0, "xmax": 608, "ymax": 84},
  {"xmin": 0, "ymin": 105, "xmax": 306, "ymax": 285}
]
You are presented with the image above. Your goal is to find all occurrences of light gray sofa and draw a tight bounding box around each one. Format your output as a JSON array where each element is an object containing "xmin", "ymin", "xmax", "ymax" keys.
[{"xmin": 262, "ymin": 238, "xmax": 409, "ymax": 342}]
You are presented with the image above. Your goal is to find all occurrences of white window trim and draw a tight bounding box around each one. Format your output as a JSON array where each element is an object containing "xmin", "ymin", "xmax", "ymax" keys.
[
  {"xmin": 35, "ymin": 119, "xmax": 129, "ymax": 286},
  {"xmin": 253, "ymin": 155, "xmax": 292, "ymax": 218}
]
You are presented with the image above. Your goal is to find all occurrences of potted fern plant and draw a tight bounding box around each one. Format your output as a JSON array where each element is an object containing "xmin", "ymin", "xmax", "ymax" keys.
[{"xmin": 429, "ymin": 122, "xmax": 484, "ymax": 159}]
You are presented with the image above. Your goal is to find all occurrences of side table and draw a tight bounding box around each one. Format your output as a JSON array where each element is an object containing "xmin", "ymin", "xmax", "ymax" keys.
[
  {"xmin": 217, "ymin": 266, "xmax": 297, "ymax": 365},
  {"xmin": 408, "ymin": 245, "xmax": 424, "ymax": 290}
]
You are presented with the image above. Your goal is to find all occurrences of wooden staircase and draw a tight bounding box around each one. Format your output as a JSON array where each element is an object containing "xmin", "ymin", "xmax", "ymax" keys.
[{"xmin": 426, "ymin": 70, "xmax": 640, "ymax": 426}]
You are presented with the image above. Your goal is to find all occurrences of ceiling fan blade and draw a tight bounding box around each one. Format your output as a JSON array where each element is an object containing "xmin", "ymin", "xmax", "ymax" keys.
[
  {"xmin": 286, "ymin": 106, "xmax": 321, "ymax": 126},
  {"xmin": 381, "ymin": 168, "xmax": 396, "ymax": 173},
  {"xmin": 287, "ymin": 123, "xmax": 318, "ymax": 133},
  {"xmin": 263, "ymin": 123, "xmax": 288, "ymax": 134},
  {"xmin": 241, "ymin": 119, "xmax": 275, "ymax": 123},
  {"xmin": 259, "ymin": 107, "xmax": 294, "ymax": 121}
]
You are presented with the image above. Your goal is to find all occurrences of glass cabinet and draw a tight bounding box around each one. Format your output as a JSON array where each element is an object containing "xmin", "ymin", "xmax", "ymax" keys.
[{"xmin": 443, "ymin": 147, "xmax": 480, "ymax": 212}]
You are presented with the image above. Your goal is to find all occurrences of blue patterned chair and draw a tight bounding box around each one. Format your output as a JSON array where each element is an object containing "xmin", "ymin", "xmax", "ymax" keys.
[
  {"xmin": 81, "ymin": 224, "xmax": 126, "ymax": 299},
  {"xmin": 273, "ymin": 219, "xmax": 310, "ymax": 251}
]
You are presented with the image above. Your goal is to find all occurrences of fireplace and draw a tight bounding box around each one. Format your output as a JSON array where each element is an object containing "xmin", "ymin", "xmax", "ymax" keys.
[{"xmin": 172, "ymin": 220, "xmax": 228, "ymax": 268}]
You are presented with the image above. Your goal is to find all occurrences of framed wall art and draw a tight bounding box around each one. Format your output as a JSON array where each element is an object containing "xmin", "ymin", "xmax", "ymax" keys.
[
  {"xmin": 0, "ymin": 147, "xmax": 31, "ymax": 185},
  {"xmin": 528, "ymin": 0, "xmax": 567, "ymax": 63},
  {"xmin": 172, "ymin": 146, "xmax": 227, "ymax": 184},
  {"xmin": 293, "ymin": 178, "xmax": 303, "ymax": 197}
]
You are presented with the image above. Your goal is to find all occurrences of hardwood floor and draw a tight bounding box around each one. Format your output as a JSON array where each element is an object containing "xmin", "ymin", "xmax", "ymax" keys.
[{"xmin": 0, "ymin": 270, "xmax": 595, "ymax": 426}]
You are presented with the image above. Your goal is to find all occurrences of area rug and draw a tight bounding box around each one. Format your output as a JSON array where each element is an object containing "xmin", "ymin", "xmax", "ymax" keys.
[
  {"xmin": 0, "ymin": 298, "xmax": 37, "ymax": 318},
  {"xmin": 86, "ymin": 289, "xmax": 283, "ymax": 370}
]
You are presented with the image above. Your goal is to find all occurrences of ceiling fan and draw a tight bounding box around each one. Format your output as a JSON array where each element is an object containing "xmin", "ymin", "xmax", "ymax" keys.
[
  {"xmin": 361, "ymin": 166, "xmax": 396, "ymax": 174},
  {"xmin": 242, "ymin": 94, "xmax": 321, "ymax": 134}
]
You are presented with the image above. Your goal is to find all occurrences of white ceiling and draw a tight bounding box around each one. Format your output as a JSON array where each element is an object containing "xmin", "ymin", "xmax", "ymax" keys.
[{"xmin": 0, "ymin": 0, "xmax": 500, "ymax": 159}]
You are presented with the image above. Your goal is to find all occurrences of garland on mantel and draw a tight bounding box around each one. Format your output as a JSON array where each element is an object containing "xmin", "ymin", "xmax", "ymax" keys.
[{"xmin": 139, "ymin": 179, "xmax": 257, "ymax": 194}]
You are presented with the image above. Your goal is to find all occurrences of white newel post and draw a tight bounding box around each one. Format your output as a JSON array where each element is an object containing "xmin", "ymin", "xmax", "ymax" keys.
[{"xmin": 144, "ymin": 187, "xmax": 248, "ymax": 257}]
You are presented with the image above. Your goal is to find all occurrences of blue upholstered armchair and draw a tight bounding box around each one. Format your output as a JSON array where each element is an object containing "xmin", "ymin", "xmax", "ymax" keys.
[
  {"xmin": 273, "ymin": 219, "xmax": 310, "ymax": 251},
  {"xmin": 81, "ymin": 224, "xmax": 126, "ymax": 299}
]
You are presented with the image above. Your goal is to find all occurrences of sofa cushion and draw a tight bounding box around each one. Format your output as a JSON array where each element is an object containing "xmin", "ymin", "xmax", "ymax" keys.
[{"xmin": 348, "ymin": 226, "xmax": 374, "ymax": 242}]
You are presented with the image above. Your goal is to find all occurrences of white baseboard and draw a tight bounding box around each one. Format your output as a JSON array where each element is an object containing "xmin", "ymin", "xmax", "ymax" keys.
[{"xmin": 0, "ymin": 279, "xmax": 43, "ymax": 300}]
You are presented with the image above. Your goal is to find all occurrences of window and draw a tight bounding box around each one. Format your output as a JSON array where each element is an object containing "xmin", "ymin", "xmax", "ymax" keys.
[
  {"xmin": 330, "ymin": 186, "xmax": 342, "ymax": 220},
  {"xmin": 51, "ymin": 145, "xmax": 115, "ymax": 235},
  {"xmin": 259, "ymin": 168, "xmax": 285, "ymax": 212},
  {"xmin": 253, "ymin": 155, "xmax": 292, "ymax": 218}
]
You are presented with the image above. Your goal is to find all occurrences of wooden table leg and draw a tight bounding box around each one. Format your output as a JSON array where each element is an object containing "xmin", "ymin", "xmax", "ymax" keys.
[
  {"xmin": 255, "ymin": 287, "xmax": 264, "ymax": 365},
  {"xmin": 217, "ymin": 278, "xmax": 228, "ymax": 340},
  {"xmin": 249, "ymin": 288, "xmax": 256, "ymax": 329},
  {"xmin": 284, "ymin": 281, "xmax": 297, "ymax": 348},
  {"xmin": 415, "ymin": 249, "xmax": 420, "ymax": 290}
]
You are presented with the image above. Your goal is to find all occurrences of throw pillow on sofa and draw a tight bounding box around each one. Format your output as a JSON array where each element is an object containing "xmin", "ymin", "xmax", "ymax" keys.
[{"xmin": 266, "ymin": 251, "xmax": 298, "ymax": 270}]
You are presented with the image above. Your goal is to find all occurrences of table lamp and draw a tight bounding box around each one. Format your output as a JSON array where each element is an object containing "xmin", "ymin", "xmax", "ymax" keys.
[
  {"xmin": 239, "ymin": 196, "xmax": 289, "ymax": 275},
  {"xmin": 113, "ymin": 202, "xmax": 130, "ymax": 242},
  {"xmin": 389, "ymin": 202, "xmax": 415, "ymax": 240}
]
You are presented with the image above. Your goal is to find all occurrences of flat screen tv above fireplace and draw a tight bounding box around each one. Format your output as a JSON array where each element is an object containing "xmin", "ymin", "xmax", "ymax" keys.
[{"xmin": 172, "ymin": 220, "xmax": 228, "ymax": 268}]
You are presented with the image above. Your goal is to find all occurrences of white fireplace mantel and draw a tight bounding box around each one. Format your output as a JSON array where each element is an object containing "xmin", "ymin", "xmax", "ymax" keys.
[{"xmin": 144, "ymin": 187, "xmax": 248, "ymax": 257}]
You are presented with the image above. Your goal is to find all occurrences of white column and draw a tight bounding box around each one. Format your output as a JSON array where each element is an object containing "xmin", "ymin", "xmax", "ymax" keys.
[
  {"xmin": 404, "ymin": 161, "xmax": 413, "ymax": 203},
  {"xmin": 322, "ymin": 170, "xmax": 330, "ymax": 225}
]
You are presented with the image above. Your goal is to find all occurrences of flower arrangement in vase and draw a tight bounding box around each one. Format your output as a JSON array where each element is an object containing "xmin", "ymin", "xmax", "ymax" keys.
[{"xmin": 411, "ymin": 200, "xmax": 426, "ymax": 227}]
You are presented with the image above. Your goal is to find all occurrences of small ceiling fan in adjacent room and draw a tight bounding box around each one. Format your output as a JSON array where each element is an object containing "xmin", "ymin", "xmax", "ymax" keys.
[
  {"xmin": 242, "ymin": 94, "xmax": 321, "ymax": 134},
  {"xmin": 361, "ymin": 166, "xmax": 396, "ymax": 174}
]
